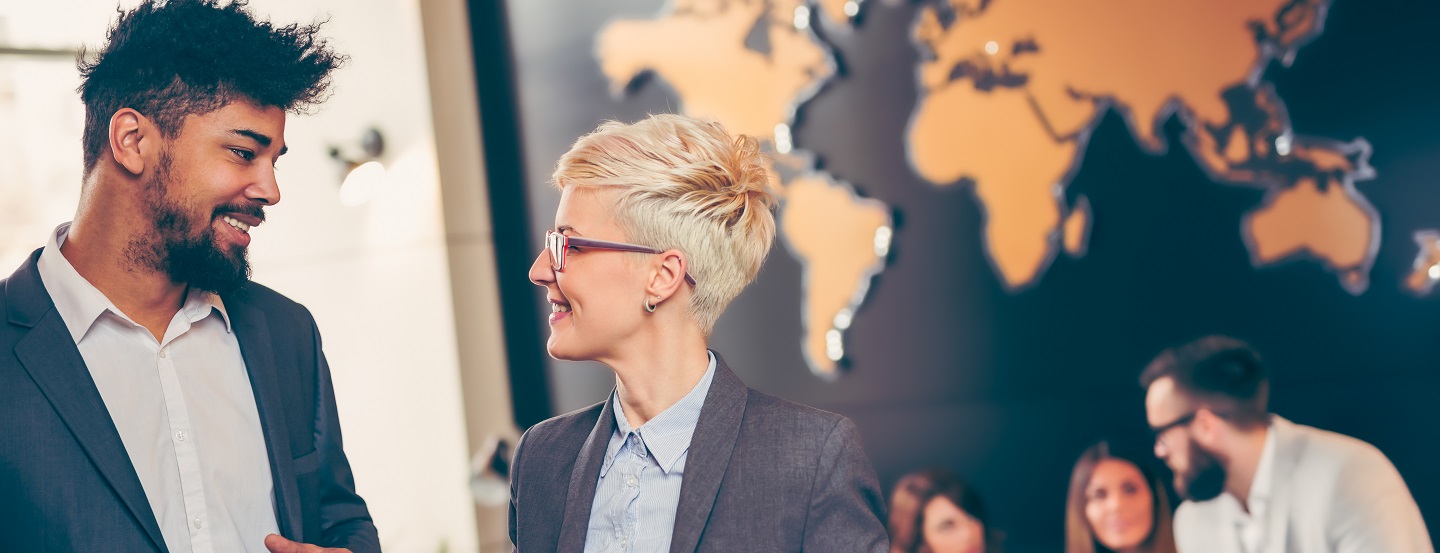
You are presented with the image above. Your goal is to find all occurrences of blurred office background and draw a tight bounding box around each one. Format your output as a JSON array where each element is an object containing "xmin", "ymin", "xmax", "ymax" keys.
[{"xmin": 3, "ymin": 0, "xmax": 1438, "ymax": 551}]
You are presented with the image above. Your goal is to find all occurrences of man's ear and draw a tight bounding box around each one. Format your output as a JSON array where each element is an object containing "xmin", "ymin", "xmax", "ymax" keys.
[
  {"xmin": 108, "ymin": 108, "xmax": 152, "ymax": 176},
  {"xmin": 1192, "ymin": 407, "xmax": 1224, "ymax": 445}
]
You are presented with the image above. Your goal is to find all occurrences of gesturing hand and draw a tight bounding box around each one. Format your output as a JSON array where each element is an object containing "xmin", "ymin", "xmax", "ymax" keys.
[{"xmin": 263, "ymin": 533, "xmax": 353, "ymax": 553}]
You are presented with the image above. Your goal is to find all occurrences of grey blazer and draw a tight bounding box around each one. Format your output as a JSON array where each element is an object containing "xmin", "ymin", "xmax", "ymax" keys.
[
  {"xmin": 0, "ymin": 249, "xmax": 379, "ymax": 552},
  {"xmin": 508, "ymin": 353, "xmax": 889, "ymax": 552}
]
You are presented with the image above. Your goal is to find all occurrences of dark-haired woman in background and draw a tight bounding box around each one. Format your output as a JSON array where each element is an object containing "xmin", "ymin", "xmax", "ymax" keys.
[
  {"xmin": 1065, "ymin": 441, "xmax": 1176, "ymax": 553},
  {"xmin": 889, "ymin": 469, "xmax": 999, "ymax": 553}
]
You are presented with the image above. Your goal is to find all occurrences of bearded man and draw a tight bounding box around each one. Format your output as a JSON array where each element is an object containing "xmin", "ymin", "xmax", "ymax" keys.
[
  {"xmin": 1141, "ymin": 335, "xmax": 1430, "ymax": 553},
  {"xmin": 0, "ymin": 1, "xmax": 377, "ymax": 552}
]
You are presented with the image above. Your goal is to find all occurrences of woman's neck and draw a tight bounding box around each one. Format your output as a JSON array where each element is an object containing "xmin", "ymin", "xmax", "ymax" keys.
[
  {"xmin": 606, "ymin": 327, "xmax": 710, "ymax": 428},
  {"xmin": 1108, "ymin": 543, "xmax": 1143, "ymax": 553}
]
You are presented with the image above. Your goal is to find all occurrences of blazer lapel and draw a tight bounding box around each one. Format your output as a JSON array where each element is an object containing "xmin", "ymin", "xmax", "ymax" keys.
[
  {"xmin": 224, "ymin": 292, "xmax": 303, "ymax": 542},
  {"xmin": 556, "ymin": 392, "xmax": 618, "ymax": 552},
  {"xmin": 7, "ymin": 251, "xmax": 168, "ymax": 553},
  {"xmin": 668, "ymin": 353, "xmax": 748, "ymax": 553}
]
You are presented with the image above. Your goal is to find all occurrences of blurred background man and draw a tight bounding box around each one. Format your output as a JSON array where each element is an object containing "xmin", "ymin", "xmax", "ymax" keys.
[{"xmin": 1142, "ymin": 336, "xmax": 1431, "ymax": 553}]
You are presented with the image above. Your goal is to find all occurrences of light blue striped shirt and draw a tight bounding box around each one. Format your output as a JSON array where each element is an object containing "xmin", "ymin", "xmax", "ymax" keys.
[{"xmin": 584, "ymin": 352, "xmax": 717, "ymax": 553}]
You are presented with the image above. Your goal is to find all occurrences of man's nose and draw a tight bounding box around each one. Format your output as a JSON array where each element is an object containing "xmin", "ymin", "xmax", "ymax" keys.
[{"xmin": 248, "ymin": 165, "xmax": 281, "ymax": 206}]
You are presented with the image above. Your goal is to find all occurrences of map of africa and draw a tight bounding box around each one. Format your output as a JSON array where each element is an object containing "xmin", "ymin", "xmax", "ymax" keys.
[{"xmin": 597, "ymin": 0, "xmax": 1389, "ymax": 377}]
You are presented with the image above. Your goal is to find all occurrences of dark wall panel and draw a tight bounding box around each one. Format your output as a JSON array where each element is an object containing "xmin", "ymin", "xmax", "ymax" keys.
[{"xmin": 487, "ymin": 1, "xmax": 1440, "ymax": 550}]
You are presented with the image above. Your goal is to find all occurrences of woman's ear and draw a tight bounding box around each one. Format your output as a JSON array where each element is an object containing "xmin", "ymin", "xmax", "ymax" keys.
[
  {"xmin": 646, "ymin": 249, "xmax": 689, "ymax": 302},
  {"xmin": 108, "ymin": 108, "xmax": 152, "ymax": 176}
]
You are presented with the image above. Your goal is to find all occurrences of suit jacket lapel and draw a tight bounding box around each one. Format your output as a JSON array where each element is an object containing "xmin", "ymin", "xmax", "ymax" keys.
[
  {"xmin": 1262, "ymin": 416, "xmax": 1300, "ymax": 553},
  {"xmin": 669, "ymin": 353, "xmax": 747, "ymax": 553},
  {"xmin": 556, "ymin": 391, "xmax": 617, "ymax": 552},
  {"xmin": 7, "ymin": 251, "xmax": 168, "ymax": 553},
  {"xmin": 224, "ymin": 291, "xmax": 303, "ymax": 541}
]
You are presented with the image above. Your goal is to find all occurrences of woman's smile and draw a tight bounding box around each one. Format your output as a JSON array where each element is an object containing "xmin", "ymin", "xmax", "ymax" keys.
[{"xmin": 548, "ymin": 297, "xmax": 571, "ymax": 325}]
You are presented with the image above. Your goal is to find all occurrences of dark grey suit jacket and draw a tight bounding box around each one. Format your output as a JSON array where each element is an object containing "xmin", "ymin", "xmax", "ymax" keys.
[
  {"xmin": 0, "ymin": 249, "xmax": 380, "ymax": 553},
  {"xmin": 508, "ymin": 353, "xmax": 889, "ymax": 552}
]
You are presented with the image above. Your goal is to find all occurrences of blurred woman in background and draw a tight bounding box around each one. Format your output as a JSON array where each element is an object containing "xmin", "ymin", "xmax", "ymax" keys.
[
  {"xmin": 1065, "ymin": 441, "xmax": 1177, "ymax": 553},
  {"xmin": 889, "ymin": 469, "xmax": 999, "ymax": 553}
]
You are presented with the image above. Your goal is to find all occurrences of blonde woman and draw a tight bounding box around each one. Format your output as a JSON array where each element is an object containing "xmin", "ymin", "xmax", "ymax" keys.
[{"xmin": 509, "ymin": 114, "xmax": 889, "ymax": 552}]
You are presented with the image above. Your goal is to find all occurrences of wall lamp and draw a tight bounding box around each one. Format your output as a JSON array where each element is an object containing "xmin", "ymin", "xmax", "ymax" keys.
[
  {"xmin": 329, "ymin": 127, "xmax": 386, "ymax": 207},
  {"xmin": 469, "ymin": 434, "xmax": 511, "ymax": 507}
]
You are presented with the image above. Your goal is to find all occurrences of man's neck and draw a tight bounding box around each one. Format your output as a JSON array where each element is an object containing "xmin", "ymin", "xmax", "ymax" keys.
[
  {"xmin": 1224, "ymin": 425, "xmax": 1271, "ymax": 509},
  {"xmin": 62, "ymin": 218, "xmax": 188, "ymax": 342}
]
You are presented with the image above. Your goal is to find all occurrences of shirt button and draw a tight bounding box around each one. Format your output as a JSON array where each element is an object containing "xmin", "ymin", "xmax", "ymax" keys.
[
  {"xmin": 175, "ymin": 430, "xmax": 187, "ymax": 442},
  {"xmin": 192, "ymin": 516, "xmax": 203, "ymax": 529},
  {"xmin": 620, "ymin": 538, "xmax": 629, "ymax": 548},
  {"xmin": 625, "ymin": 475, "xmax": 638, "ymax": 487},
  {"xmin": 158, "ymin": 349, "xmax": 168, "ymax": 359}
]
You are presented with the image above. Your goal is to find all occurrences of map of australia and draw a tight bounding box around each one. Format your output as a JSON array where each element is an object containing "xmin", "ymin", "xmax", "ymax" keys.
[{"xmin": 596, "ymin": 0, "xmax": 1379, "ymax": 376}]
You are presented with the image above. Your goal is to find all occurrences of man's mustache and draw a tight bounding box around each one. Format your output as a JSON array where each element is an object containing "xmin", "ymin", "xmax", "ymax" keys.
[{"xmin": 213, "ymin": 202, "xmax": 266, "ymax": 222}]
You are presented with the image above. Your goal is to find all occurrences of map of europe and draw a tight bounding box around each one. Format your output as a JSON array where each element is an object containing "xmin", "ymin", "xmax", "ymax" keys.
[{"xmin": 596, "ymin": 0, "xmax": 1397, "ymax": 377}]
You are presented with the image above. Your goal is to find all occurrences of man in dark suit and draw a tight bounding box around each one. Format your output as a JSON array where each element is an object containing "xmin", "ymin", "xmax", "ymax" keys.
[{"xmin": 0, "ymin": 1, "xmax": 377, "ymax": 552}]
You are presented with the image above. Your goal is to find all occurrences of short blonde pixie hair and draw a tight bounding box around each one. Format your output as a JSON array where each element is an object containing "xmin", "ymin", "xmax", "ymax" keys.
[{"xmin": 553, "ymin": 114, "xmax": 779, "ymax": 334}]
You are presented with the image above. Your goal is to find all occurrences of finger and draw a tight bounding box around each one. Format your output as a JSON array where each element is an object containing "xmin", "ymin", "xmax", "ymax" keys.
[{"xmin": 264, "ymin": 533, "xmax": 309, "ymax": 553}]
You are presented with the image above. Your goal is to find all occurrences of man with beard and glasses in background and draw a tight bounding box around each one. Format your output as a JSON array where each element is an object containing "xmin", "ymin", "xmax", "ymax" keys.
[
  {"xmin": 1141, "ymin": 335, "xmax": 1432, "ymax": 553},
  {"xmin": 0, "ymin": 1, "xmax": 378, "ymax": 552}
]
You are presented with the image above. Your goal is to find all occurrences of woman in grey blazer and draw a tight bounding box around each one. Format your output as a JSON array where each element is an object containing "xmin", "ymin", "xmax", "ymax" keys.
[{"xmin": 510, "ymin": 113, "xmax": 889, "ymax": 553}]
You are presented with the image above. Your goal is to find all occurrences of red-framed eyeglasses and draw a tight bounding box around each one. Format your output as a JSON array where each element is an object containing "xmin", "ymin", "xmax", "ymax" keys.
[{"xmin": 544, "ymin": 230, "xmax": 697, "ymax": 286}]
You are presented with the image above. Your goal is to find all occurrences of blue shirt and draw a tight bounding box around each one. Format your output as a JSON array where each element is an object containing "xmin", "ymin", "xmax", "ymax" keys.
[{"xmin": 584, "ymin": 352, "xmax": 717, "ymax": 553}]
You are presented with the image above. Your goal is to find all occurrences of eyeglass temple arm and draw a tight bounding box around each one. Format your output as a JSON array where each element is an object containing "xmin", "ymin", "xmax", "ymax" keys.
[
  {"xmin": 565, "ymin": 236, "xmax": 664, "ymax": 254},
  {"xmin": 565, "ymin": 236, "xmax": 698, "ymax": 286}
]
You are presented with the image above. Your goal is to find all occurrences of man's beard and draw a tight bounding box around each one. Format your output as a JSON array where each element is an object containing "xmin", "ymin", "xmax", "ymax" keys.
[
  {"xmin": 1174, "ymin": 437, "xmax": 1227, "ymax": 501},
  {"xmin": 127, "ymin": 152, "xmax": 263, "ymax": 295}
]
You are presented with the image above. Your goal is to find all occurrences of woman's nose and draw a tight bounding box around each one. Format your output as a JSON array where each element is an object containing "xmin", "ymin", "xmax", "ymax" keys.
[
  {"xmin": 528, "ymin": 250, "xmax": 555, "ymax": 286},
  {"xmin": 1105, "ymin": 496, "xmax": 1121, "ymax": 511}
]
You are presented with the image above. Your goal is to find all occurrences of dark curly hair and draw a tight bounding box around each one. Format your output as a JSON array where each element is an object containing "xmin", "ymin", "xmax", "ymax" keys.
[{"xmin": 77, "ymin": 0, "xmax": 344, "ymax": 172}]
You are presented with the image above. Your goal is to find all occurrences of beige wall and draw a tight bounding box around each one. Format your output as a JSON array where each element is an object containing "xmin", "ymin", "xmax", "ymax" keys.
[{"xmin": 0, "ymin": 1, "xmax": 515, "ymax": 551}]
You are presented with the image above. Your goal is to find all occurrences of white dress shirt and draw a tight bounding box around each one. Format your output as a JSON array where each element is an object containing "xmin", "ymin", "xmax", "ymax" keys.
[
  {"xmin": 585, "ymin": 352, "xmax": 716, "ymax": 553},
  {"xmin": 1224, "ymin": 425, "xmax": 1277, "ymax": 553},
  {"xmin": 36, "ymin": 223, "xmax": 279, "ymax": 553}
]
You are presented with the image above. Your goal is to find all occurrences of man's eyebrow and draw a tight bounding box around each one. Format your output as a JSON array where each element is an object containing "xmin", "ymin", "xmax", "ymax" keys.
[
  {"xmin": 232, "ymin": 129, "xmax": 287, "ymax": 155},
  {"xmin": 557, "ymin": 225, "xmax": 580, "ymax": 235}
]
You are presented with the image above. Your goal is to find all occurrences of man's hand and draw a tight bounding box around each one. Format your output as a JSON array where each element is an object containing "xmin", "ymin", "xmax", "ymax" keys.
[{"xmin": 263, "ymin": 533, "xmax": 353, "ymax": 553}]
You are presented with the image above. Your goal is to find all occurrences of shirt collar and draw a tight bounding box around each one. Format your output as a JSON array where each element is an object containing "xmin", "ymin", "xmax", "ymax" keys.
[
  {"xmin": 602, "ymin": 351, "xmax": 717, "ymax": 476},
  {"xmin": 1224, "ymin": 420, "xmax": 1277, "ymax": 523},
  {"xmin": 1247, "ymin": 422, "xmax": 1278, "ymax": 509},
  {"xmin": 36, "ymin": 223, "xmax": 233, "ymax": 343},
  {"xmin": 182, "ymin": 284, "xmax": 233, "ymax": 333}
]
